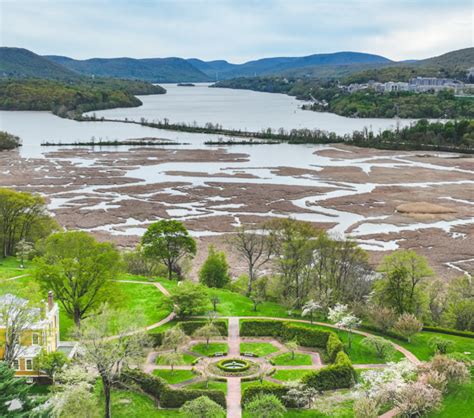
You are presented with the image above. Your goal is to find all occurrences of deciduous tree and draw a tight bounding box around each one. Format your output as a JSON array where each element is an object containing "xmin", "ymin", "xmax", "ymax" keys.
[
  {"xmin": 34, "ymin": 231, "xmax": 120, "ymax": 327},
  {"xmin": 199, "ymin": 245, "xmax": 230, "ymax": 288},
  {"xmin": 179, "ymin": 396, "xmax": 225, "ymax": 418},
  {"xmin": 142, "ymin": 220, "xmax": 196, "ymax": 280},
  {"xmin": 393, "ymin": 313, "xmax": 423, "ymax": 343}
]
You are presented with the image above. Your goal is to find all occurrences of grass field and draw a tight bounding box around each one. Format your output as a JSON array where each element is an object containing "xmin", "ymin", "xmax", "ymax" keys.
[
  {"xmin": 0, "ymin": 256, "xmax": 33, "ymax": 279},
  {"xmin": 185, "ymin": 380, "xmax": 228, "ymax": 393},
  {"xmin": 190, "ymin": 342, "xmax": 228, "ymax": 356},
  {"xmin": 271, "ymin": 352, "xmax": 313, "ymax": 366},
  {"xmin": 156, "ymin": 353, "xmax": 197, "ymax": 365},
  {"xmin": 240, "ymin": 342, "xmax": 279, "ymax": 357},
  {"xmin": 272, "ymin": 369, "xmax": 311, "ymax": 381},
  {"xmin": 152, "ymin": 369, "xmax": 196, "ymax": 384}
]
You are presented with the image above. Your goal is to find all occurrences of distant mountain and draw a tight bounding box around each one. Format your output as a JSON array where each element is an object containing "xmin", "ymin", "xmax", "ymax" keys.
[
  {"xmin": 415, "ymin": 47, "xmax": 474, "ymax": 69},
  {"xmin": 45, "ymin": 55, "xmax": 210, "ymax": 83},
  {"xmin": 0, "ymin": 47, "xmax": 79, "ymax": 80},
  {"xmin": 188, "ymin": 51, "xmax": 393, "ymax": 79}
]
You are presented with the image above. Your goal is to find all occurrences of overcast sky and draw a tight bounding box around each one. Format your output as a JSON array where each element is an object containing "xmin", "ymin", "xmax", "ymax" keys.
[{"xmin": 0, "ymin": 0, "xmax": 472, "ymax": 63}]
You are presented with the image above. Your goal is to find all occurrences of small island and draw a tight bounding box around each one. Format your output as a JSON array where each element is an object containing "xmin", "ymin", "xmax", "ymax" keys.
[
  {"xmin": 177, "ymin": 83, "xmax": 195, "ymax": 87},
  {"xmin": 0, "ymin": 131, "xmax": 21, "ymax": 150}
]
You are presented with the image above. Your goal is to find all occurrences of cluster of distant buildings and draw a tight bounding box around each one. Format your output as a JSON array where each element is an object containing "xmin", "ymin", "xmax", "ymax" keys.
[{"xmin": 342, "ymin": 73, "xmax": 474, "ymax": 95}]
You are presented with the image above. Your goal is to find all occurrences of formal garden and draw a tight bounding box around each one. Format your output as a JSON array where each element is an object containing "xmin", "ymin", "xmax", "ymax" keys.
[{"xmin": 0, "ymin": 188, "xmax": 473, "ymax": 417}]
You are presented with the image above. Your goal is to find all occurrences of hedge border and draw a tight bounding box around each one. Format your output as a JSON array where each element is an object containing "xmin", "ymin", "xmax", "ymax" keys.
[
  {"xmin": 422, "ymin": 326, "xmax": 474, "ymax": 339},
  {"xmin": 217, "ymin": 359, "xmax": 250, "ymax": 372}
]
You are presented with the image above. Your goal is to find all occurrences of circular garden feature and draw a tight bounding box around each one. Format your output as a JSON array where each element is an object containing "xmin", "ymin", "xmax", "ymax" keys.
[{"xmin": 217, "ymin": 358, "xmax": 250, "ymax": 372}]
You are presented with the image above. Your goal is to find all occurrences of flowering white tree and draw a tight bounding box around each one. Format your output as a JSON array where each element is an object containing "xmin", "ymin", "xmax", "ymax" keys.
[
  {"xmin": 301, "ymin": 300, "xmax": 321, "ymax": 324},
  {"xmin": 328, "ymin": 303, "xmax": 361, "ymax": 349},
  {"xmin": 283, "ymin": 381, "xmax": 318, "ymax": 409}
]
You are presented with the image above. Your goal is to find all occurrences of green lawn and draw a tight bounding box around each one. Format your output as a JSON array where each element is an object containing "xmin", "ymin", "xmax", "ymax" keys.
[
  {"xmin": 272, "ymin": 369, "xmax": 311, "ymax": 381},
  {"xmin": 185, "ymin": 380, "xmax": 227, "ymax": 393},
  {"xmin": 271, "ymin": 352, "xmax": 312, "ymax": 366},
  {"xmin": 152, "ymin": 369, "xmax": 196, "ymax": 384},
  {"xmin": 190, "ymin": 342, "xmax": 228, "ymax": 356},
  {"xmin": 207, "ymin": 287, "xmax": 292, "ymax": 318},
  {"xmin": 156, "ymin": 353, "xmax": 197, "ymax": 365},
  {"xmin": 0, "ymin": 256, "xmax": 33, "ymax": 279},
  {"xmin": 240, "ymin": 342, "xmax": 279, "ymax": 357},
  {"xmin": 428, "ymin": 370, "xmax": 474, "ymax": 418}
]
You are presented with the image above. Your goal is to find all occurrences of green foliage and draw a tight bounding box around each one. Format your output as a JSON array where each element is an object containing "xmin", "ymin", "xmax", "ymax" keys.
[
  {"xmin": 393, "ymin": 313, "xmax": 423, "ymax": 343},
  {"xmin": 245, "ymin": 394, "xmax": 287, "ymax": 417},
  {"xmin": 0, "ymin": 188, "xmax": 56, "ymax": 258},
  {"xmin": 179, "ymin": 396, "xmax": 226, "ymax": 418},
  {"xmin": 241, "ymin": 382, "xmax": 289, "ymax": 406},
  {"xmin": 193, "ymin": 323, "xmax": 222, "ymax": 346},
  {"xmin": 199, "ymin": 245, "xmax": 230, "ymax": 288},
  {"xmin": 36, "ymin": 350, "xmax": 68, "ymax": 380},
  {"xmin": 0, "ymin": 361, "xmax": 35, "ymax": 415},
  {"xmin": 429, "ymin": 337, "xmax": 455, "ymax": 355},
  {"xmin": 240, "ymin": 319, "xmax": 284, "ymax": 337},
  {"xmin": 162, "ymin": 326, "xmax": 189, "ymax": 352},
  {"xmin": 171, "ymin": 281, "xmax": 209, "ymax": 317},
  {"xmin": 142, "ymin": 220, "xmax": 196, "ymax": 280},
  {"xmin": 160, "ymin": 387, "xmax": 226, "ymax": 408},
  {"xmin": 271, "ymin": 352, "xmax": 312, "ymax": 366},
  {"xmin": 120, "ymin": 368, "xmax": 167, "ymax": 400},
  {"xmin": 361, "ymin": 336, "xmax": 396, "ymax": 360},
  {"xmin": 0, "ymin": 131, "xmax": 21, "ymax": 150},
  {"xmin": 0, "ymin": 78, "xmax": 163, "ymax": 118},
  {"xmin": 301, "ymin": 352, "xmax": 355, "ymax": 391},
  {"xmin": 374, "ymin": 250, "xmax": 434, "ymax": 315},
  {"xmin": 327, "ymin": 332, "xmax": 345, "ymax": 362},
  {"xmin": 179, "ymin": 320, "xmax": 228, "ymax": 336},
  {"xmin": 422, "ymin": 326, "xmax": 474, "ymax": 339},
  {"xmin": 34, "ymin": 231, "xmax": 120, "ymax": 326},
  {"xmin": 282, "ymin": 323, "xmax": 331, "ymax": 348}
]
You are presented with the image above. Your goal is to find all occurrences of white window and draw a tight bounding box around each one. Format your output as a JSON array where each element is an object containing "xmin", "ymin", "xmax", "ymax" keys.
[
  {"xmin": 26, "ymin": 359, "xmax": 33, "ymax": 370},
  {"xmin": 13, "ymin": 360, "xmax": 19, "ymax": 370},
  {"xmin": 32, "ymin": 333, "xmax": 39, "ymax": 345}
]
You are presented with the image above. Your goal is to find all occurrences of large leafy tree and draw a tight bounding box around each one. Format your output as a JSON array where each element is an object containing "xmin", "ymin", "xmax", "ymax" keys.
[
  {"xmin": 170, "ymin": 281, "xmax": 209, "ymax": 317},
  {"xmin": 34, "ymin": 231, "xmax": 120, "ymax": 327},
  {"xmin": 142, "ymin": 220, "xmax": 196, "ymax": 280},
  {"xmin": 375, "ymin": 250, "xmax": 433, "ymax": 315},
  {"xmin": 0, "ymin": 188, "xmax": 56, "ymax": 258}
]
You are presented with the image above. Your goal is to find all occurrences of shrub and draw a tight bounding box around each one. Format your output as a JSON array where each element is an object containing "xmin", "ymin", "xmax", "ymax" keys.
[
  {"xmin": 394, "ymin": 381, "xmax": 442, "ymax": 417},
  {"xmin": 180, "ymin": 320, "xmax": 228, "ymax": 336},
  {"xmin": 148, "ymin": 331, "xmax": 164, "ymax": 347},
  {"xmin": 361, "ymin": 335, "xmax": 396, "ymax": 360},
  {"xmin": 419, "ymin": 370, "xmax": 448, "ymax": 393},
  {"xmin": 353, "ymin": 395, "xmax": 379, "ymax": 418},
  {"xmin": 428, "ymin": 354, "xmax": 470, "ymax": 385},
  {"xmin": 245, "ymin": 394, "xmax": 287, "ymax": 417},
  {"xmin": 240, "ymin": 320, "xmax": 284, "ymax": 337},
  {"xmin": 302, "ymin": 352, "xmax": 355, "ymax": 391},
  {"xmin": 446, "ymin": 352, "xmax": 473, "ymax": 366},
  {"xmin": 326, "ymin": 332, "xmax": 344, "ymax": 362},
  {"xmin": 171, "ymin": 281, "xmax": 210, "ymax": 317},
  {"xmin": 161, "ymin": 388, "xmax": 226, "ymax": 408},
  {"xmin": 0, "ymin": 131, "xmax": 21, "ymax": 150},
  {"xmin": 429, "ymin": 336, "xmax": 455, "ymax": 354},
  {"xmin": 120, "ymin": 369, "xmax": 167, "ymax": 399},
  {"xmin": 241, "ymin": 382, "xmax": 289, "ymax": 406},
  {"xmin": 393, "ymin": 313, "xmax": 423, "ymax": 343},
  {"xmin": 179, "ymin": 395, "xmax": 225, "ymax": 417}
]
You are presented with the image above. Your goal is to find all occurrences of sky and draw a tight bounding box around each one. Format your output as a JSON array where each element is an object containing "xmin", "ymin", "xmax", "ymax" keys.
[{"xmin": 0, "ymin": 0, "xmax": 472, "ymax": 63}]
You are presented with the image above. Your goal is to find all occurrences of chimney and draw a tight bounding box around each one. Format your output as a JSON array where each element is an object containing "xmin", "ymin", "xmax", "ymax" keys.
[{"xmin": 48, "ymin": 291, "xmax": 54, "ymax": 311}]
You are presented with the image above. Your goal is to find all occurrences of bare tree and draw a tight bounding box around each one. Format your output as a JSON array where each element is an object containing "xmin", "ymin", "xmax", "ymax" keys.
[
  {"xmin": 73, "ymin": 304, "xmax": 149, "ymax": 418},
  {"xmin": 0, "ymin": 294, "xmax": 38, "ymax": 366},
  {"xmin": 233, "ymin": 225, "xmax": 274, "ymax": 295}
]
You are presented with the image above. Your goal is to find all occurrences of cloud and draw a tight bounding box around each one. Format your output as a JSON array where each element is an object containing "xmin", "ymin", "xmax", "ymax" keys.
[{"xmin": 0, "ymin": 0, "xmax": 472, "ymax": 61}]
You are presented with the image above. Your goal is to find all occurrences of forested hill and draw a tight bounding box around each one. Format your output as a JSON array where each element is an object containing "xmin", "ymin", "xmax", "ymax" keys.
[
  {"xmin": 187, "ymin": 51, "xmax": 392, "ymax": 79},
  {"xmin": 0, "ymin": 47, "xmax": 79, "ymax": 80},
  {"xmin": 45, "ymin": 55, "xmax": 210, "ymax": 83}
]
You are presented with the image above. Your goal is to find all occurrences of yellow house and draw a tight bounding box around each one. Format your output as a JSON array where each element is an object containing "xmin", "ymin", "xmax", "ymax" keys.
[{"xmin": 0, "ymin": 291, "xmax": 75, "ymax": 379}]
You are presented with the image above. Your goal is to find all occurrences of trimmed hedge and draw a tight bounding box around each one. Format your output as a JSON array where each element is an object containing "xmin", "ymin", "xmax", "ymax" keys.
[
  {"xmin": 240, "ymin": 320, "xmax": 344, "ymax": 363},
  {"xmin": 241, "ymin": 382, "xmax": 291, "ymax": 407},
  {"xmin": 240, "ymin": 320, "xmax": 284, "ymax": 337},
  {"xmin": 282, "ymin": 323, "xmax": 330, "ymax": 348},
  {"xmin": 179, "ymin": 320, "xmax": 228, "ymax": 336},
  {"xmin": 161, "ymin": 387, "xmax": 226, "ymax": 408},
  {"xmin": 422, "ymin": 326, "xmax": 474, "ymax": 339},
  {"xmin": 119, "ymin": 369, "xmax": 167, "ymax": 399},
  {"xmin": 302, "ymin": 351, "xmax": 355, "ymax": 391}
]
